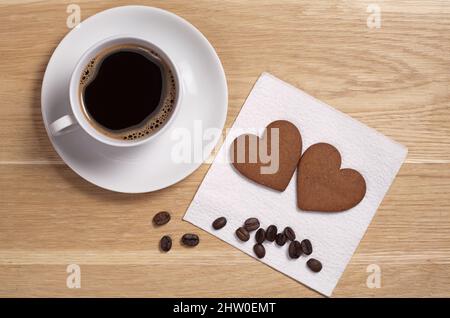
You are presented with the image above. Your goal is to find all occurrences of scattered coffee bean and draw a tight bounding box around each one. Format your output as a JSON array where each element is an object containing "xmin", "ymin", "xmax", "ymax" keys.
[
  {"xmin": 181, "ymin": 233, "xmax": 200, "ymax": 247},
  {"xmin": 212, "ymin": 217, "xmax": 227, "ymax": 230},
  {"xmin": 265, "ymin": 225, "xmax": 277, "ymax": 242},
  {"xmin": 226, "ymin": 219, "xmax": 318, "ymax": 268},
  {"xmin": 307, "ymin": 258, "xmax": 322, "ymax": 272},
  {"xmin": 288, "ymin": 240, "xmax": 302, "ymax": 259},
  {"xmin": 275, "ymin": 233, "xmax": 287, "ymax": 246},
  {"xmin": 255, "ymin": 228, "xmax": 266, "ymax": 244},
  {"xmin": 300, "ymin": 239, "xmax": 313, "ymax": 255},
  {"xmin": 283, "ymin": 227, "xmax": 296, "ymax": 241},
  {"xmin": 153, "ymin": 211, "xmax": 171, "ymax": 226},
  {"xmin": 159, "ymin": 235, "xmax": 172, "ymax": 252},
  {"xmin": 244, "ymin": 217, "xmax": 260, "ymax": 232},
  {"xmin": 235, "ymin": 227, "xmax": 250, "ymax": 242},
  {"xmin": 253, "ymin": 244, "xmax": 266, "ymax": 259}
]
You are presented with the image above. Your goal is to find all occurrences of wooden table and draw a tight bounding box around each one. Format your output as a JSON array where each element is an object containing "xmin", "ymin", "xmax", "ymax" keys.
[{"xmin": 1, "ymin": 0, "xmax": 449, "ymax": 297}]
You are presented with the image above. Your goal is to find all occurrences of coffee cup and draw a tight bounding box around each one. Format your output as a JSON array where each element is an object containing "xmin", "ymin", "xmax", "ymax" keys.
[{"xmin": 49, "ymin": 35, "xmax": 182, "ymax": 147}]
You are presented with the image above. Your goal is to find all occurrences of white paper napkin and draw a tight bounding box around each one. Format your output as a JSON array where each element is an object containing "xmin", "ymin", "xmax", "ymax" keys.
[{"xmin": 183, "ymin": 73, "xmax": 407, "ymax": 296}]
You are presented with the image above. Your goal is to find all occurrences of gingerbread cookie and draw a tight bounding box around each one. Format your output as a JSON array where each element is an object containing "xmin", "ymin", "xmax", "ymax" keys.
[
  {"xmin": 231, "ymin": 120, "xmax": 302, "ymax": 191},
  {"xmin": 297, "ymin": 143, "xmax": 366, "ymax": 212}
]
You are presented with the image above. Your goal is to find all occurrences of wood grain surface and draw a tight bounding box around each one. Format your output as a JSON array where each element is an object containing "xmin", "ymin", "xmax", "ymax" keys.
[{"xmin": 0, "ymin": 0, "xmax": 449, "ymax": 297}]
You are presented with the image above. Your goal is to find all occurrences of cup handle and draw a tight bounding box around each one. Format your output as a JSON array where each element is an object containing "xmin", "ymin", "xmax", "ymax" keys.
[{"xmin": 49, "ymin": 114, "xmax": 79, "ymax": 136}]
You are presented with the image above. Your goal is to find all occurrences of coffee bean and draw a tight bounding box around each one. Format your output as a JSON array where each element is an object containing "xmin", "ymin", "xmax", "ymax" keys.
[
  {"xmin": 212, "ymin": 217, "xmax": 227, "ymax": 230},
  {"xmin": 301, "ymin": 239, "xmax": 313, "ymax": 255},
  {"xmin": 253, "ymin": 244, "xmax": 266, "ymax": 259},
  {"xmin": 153, "ymin": 211, "xmax": 171, "ymax": 226},
  {"xmin": 255, "ymin": 228, "xmax": 266, "ymax": 244},
  {"xmin": 283, "ymin": 227, "xmax": 296, "ymax": 241},
  {"xmin": 307, "ymin": 258, "xmax": 322, "ymax": 272},
  {"xmin": 275, "ymin": 233, "xmax": 287, "ymax": 246},
  {"xmin": 244, "ymin": 218, "xmax": 260, "ymax": 232},
  {"xmin": 265, "ymin": 225, "xmax": 277, "ymax": 242},
  {"xmin": 235, "ymin": 227, "xmax": 250, "ymax": 242},
  {"xmin": 159, "ymin": 235, "xmax": 172, "ymax": 252},
  {"xmin": 288, "ymin": 240, "xmax": 302, "ymax": 259},
  {"xmin": 181, "ymin": 233, "xmax": 199, "ymax": 247}
]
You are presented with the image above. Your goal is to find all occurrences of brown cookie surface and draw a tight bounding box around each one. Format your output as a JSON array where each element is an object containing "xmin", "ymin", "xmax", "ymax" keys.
[
  {"xmin": 231, "ymin": 120, "xmax": 302, "ymax": 191},
  {"xmin": 297, "ymin": 143, "xmax": 366, "ymax": 212}
]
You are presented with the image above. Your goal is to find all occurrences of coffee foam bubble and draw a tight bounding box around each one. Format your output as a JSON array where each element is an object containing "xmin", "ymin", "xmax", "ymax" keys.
[{"xmin": 79, "ymin": 45, "xmax": 177, "ymax": 141}]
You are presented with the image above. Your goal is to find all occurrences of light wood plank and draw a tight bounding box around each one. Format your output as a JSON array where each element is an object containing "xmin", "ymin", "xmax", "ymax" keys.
[
  {"xmin": 0, "ymin": 1, "xmax": 449, "ymax": 162},
  {"xmin": 0, "ymin": 164, "xmax": 449, "ymax": 251},
  {"xmin": 0, "ymin": 163, "xmax": 449, "ymax": 296},
  {"xmin": 0, "ymin": 263, "xmax": 448, "ymax": 297}
]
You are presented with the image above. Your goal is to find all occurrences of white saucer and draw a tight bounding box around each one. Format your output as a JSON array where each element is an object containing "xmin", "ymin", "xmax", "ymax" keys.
[{"xmin": 41, "ymin": 6, "xmax": 228, "ymax": 193}]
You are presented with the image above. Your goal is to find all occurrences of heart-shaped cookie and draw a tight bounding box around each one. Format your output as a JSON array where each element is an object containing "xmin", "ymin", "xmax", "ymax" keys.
[
  {"xmin": 231, "ymin": 120, "xmax": 302, "ymax": 191},
  {"xmin": 297, "ymin": 143, "xmax": 366, "ymax": 212}
]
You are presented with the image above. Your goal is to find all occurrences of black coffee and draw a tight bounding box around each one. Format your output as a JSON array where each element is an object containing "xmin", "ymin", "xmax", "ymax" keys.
[{"xmin": 79, "ymin": 44, "xmax": 176, "ymax": 140}]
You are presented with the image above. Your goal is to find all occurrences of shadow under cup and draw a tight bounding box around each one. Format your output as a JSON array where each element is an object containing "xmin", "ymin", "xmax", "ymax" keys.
[{"xmin": 69, "ymin": 36, "xmax": 182, "ymax": 147}]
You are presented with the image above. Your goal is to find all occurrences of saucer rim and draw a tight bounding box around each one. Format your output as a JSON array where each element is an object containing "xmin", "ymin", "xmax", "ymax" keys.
[{"xmin": 41, "ymin": 5, "xmax": 228, "ymax": 193}]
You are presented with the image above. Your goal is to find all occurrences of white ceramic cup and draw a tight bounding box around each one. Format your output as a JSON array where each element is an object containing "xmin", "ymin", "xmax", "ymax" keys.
[{"xmin": 49, "ymin": 35, "xmax": 182, "ymax": 147}]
